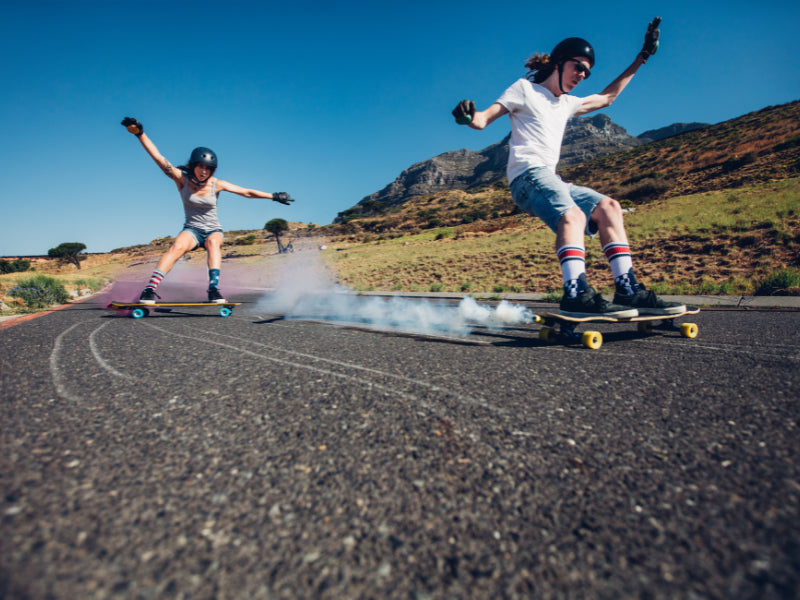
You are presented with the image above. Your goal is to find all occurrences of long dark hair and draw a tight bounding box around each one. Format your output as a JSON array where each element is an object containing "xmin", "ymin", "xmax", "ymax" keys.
[{"xmin": 525, "ymin": 52, "xmax": 555, "ymax": 84}]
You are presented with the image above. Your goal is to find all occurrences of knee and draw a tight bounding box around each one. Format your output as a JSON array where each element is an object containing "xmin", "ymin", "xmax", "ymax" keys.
[
  {"xmin": 205, "ymin": 235, "xmax": 223, "ymax": 251},
  {"xmin": 592, "ymin": 197, "xmax": 622, "ymax": 225},
  {"xmin": 560, "ymin": 206, "xmax": 587, "ymax": 229}
]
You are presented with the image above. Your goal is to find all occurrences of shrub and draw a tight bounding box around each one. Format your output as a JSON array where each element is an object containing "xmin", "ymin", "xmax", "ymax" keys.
[
  {"xmin": 0, "ymin": 259, "xmax": 30, "ymax": 273},
  {"xmin": 235, "ymin": 234, "xmax": 257, "ymax": 245},
  {"xmin": 753, "ymin": 268, "xmax": 800, "ymax": 296},
  {"xmin": 9, "ymin": 275, "xmax": 70, "ymax": 310}
]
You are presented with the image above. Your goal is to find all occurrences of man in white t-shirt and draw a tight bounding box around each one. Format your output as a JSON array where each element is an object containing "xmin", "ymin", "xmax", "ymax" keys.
[{"xmin": 452, "ymin": 18, "xmax": 684, "ymax": 319}]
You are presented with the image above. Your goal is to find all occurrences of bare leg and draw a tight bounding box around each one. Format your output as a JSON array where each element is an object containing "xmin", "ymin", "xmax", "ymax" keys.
[
  {"xmin": 155, "ymin": 231, "xmax": 199, "ymax": 274},
  {"xmin": 590, "ymin": 197, "xmax": 628, "ymax": 247},
  {"xmin": 555, "ymin": 206, "xmax": 588, "ymax": 251},
  {"xmin": 204, "ymin": 232, "xmax": 224, "ymax": 270}
]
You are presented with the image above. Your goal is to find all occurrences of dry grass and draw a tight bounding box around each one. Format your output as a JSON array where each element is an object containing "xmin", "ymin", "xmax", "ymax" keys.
[{"xmin": 323, "ymin": 178, "xmax": 800, "ymax": 296}]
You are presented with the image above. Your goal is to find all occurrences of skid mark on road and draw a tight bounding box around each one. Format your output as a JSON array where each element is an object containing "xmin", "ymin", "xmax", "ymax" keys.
[
  {"xmin": 141, "ymin": 321, "xmax": 439, "ymax": 409},
  {"xmin": 50, "ymin": 321, "xmax": 144, "ymax": 402},
  {"xmin": 627, "ymin": 335, "xmax": 800, "ymax": 361},
  {"xmin": 89, "ymin": 321, "xmax": 141, "ymax": 381},
  {"xmin": 49, "ymin": 322, "xmax": 86, "ymax": 402},
  {"xmin": 180, "ymin": 321, "xmax": 511, "ymax": 419}
]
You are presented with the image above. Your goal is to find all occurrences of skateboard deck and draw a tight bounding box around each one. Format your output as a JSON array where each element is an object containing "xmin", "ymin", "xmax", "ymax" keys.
[
  {"xmin": 108, "ymin": 301, "xmax": 241, "ymax": 319},
  {"xmin": 536, "ymin": 307, "xmax": 700, "ymax": 349}
]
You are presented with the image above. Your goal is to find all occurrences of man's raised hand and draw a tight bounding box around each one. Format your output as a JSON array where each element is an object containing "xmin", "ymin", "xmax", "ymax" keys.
[
  {"xmin": 640, "ymin": 17, "xmax": 661, "ymax": 62},
  {"xmin": 272, "ymin": 192, "xmax": 294, "ymax": 205}
]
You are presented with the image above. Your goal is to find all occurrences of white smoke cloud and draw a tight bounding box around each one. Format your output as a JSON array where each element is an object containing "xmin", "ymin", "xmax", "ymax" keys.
[{"xmin": 254, "ymin": 250, "xmax": 537, "ymax": 337}]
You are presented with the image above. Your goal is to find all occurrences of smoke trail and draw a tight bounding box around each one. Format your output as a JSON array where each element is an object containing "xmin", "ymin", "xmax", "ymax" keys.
[{"xmin": 255, "ymin": 250, "xmax": 537, "ymax": 336}]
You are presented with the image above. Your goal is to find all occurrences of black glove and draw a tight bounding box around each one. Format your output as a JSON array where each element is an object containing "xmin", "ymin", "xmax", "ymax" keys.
[
  {"xmin": 272, "ymin": 192, "xmax": 294, "ymax": 205},
  {"xmin": 121, "ymin": 117, "xmax": 144, "ymax": 136},
  {"xmin": 639, "ymin": 17, "xmax": 661, "ymax": 62},
  {"xmin": 452, "ymin": 100, "xmax": 476, "ymax": 125}
]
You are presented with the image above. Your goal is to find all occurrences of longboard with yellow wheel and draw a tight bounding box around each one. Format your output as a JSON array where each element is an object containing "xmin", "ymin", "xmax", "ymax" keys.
[
  {"xmin": 108, "ymin": 301, "xmax": 241, "ymax": 319},
  {"xmin": 535, "ymin": 307, "xmax": 700, "ymax": 350}
]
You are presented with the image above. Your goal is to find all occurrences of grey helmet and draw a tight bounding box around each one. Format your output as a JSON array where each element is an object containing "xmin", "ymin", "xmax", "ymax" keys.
[{"xmin": 187, "ymin": 147, "xmax": 217, "ymax": 183}]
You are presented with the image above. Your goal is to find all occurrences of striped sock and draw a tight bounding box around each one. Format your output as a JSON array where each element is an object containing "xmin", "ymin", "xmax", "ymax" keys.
[
  {"xmin": 557, "ymin": 245, "xmax": 586, "ymax": 298},
  {"xmin": 603, "ymin": 242, "xmax": 638, "ymax": 294},
  {"xmin": 145, "ymin": 268, "xmax": 166, "ymax": 291}
]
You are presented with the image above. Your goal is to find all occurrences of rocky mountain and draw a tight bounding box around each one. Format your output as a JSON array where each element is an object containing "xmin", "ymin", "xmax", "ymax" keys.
[{"xmin": 336, "ymin": 113, "xmax": 645, "ymax": 222}]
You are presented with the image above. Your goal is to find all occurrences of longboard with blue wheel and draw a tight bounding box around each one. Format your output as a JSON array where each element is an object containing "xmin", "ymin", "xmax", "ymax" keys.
[
  {"xmin": 535, "ymin": 307, "xmax": 700, "ymax": 350},
  {"xmin": 108, "ymin": 301, "xmax": 241, "ymax": 319}
]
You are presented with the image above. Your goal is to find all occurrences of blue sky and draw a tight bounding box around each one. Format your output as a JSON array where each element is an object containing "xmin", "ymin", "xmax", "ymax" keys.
[{"xmin": 2, "ymin": 0, "xmax": 799, "ymax": 256}]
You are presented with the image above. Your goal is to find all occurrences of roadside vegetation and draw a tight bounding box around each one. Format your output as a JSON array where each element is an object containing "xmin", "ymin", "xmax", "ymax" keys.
[{"xmin": 322, "ymin": 177, "xmax": 800, "ymax": 297}]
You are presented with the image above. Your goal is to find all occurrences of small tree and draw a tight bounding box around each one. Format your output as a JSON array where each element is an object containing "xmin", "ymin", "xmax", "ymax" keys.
[
  {"xmin": 48, "ymin": 242, "xmax": 87, "ymax": 269},
  {"xmin": 264, "ymin": 219, "xmax": 289, "ymax": 254}
]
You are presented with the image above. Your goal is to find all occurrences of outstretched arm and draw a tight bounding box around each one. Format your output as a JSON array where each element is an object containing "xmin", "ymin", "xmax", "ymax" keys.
[
  {"xmin": 575, "ymin": 55, "xmax": 646, "ymax": 115},
  {"xmin": 575, "ymin": 16, "xmax": 661, "ymax": 116},
  {"xmin": 121, "ymin": 117, "xmax": 184, "ymax": 185},
  {"xmin": 215, "ymin": 180, "xmax": 295, "ymax": 205},
  {"xmin": 452, "ymin": 100, "xmax": 509, "ymax": 130}
]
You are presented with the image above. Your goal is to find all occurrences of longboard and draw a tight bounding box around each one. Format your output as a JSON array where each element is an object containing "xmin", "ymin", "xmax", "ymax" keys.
[
  {"xmin": 536, "ymin": 307, "xmax": 700, "ymax": 349},
  {"xmin": 108, "ymin": 301, "xmax": 241, "ymax": 319}
]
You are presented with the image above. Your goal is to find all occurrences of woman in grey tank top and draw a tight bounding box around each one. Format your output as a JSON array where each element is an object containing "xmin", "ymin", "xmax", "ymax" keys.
[{"xmin": 121, "ymin": 117, "xmax": 294, "ymax": 304}]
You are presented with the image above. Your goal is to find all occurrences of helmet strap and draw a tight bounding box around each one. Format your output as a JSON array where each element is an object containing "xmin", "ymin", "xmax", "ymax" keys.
[{"xmin": 557, "ymin": 62, "xmax": 568, "ymax": 95}]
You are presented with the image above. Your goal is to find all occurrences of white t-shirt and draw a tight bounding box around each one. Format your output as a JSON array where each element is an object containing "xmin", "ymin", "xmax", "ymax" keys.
[{"xmin": 496, "ymin": 78, "xmax": 585, "ymax": 182}]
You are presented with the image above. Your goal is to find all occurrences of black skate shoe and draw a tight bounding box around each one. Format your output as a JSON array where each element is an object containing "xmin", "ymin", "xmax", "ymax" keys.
[
  {"xmin": 613, "ymin": 285, "xmax": 685, "ymax": 316},
  {"xmin": 560, "ymin": 286, "xmax": 638, "ymax": 319}
]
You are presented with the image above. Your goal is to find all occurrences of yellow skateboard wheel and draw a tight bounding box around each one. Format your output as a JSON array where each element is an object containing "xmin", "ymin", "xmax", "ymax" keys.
[
  {"xmin": 637, "ymin": 321, "xmax": 652, "ymax": 334},
  {"xmin": 582, "ymin": 331, "xmax": 603, "ymax": 350},
  {"xmin": 539, "ymin": 327, "xmax": 557, "ymax": 343},
  {"xmin": 680, "ymin": 323, "xmax": 698, "ymax": 338}
]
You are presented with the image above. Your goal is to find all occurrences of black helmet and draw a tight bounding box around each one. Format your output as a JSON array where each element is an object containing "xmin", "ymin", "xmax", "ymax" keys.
[
  {"xmin": 189, "ymin": 147, "xmax": 218, "ymax": 169},
  {"xmin": 551, "ymin": 37, "xmax": 595, "ymax": 67}
]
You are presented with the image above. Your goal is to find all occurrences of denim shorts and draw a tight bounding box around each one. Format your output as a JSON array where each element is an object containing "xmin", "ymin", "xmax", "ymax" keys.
[
  {"xmin": 510, "ymin": 167, "xmax": 604, "ymax": 236},
  {"xmin": 181, "ymin": 226, "xmax": 223, "ymax": 249}
]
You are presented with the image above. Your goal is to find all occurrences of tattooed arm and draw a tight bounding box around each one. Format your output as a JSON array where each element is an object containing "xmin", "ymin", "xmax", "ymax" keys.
[
  {"xmin": 137, "ymin": 133, "xmax": 184, "ymax": 187},
  {"xmin": 121, "ymin": 118, "xmax": 184, "ymax": 187}
]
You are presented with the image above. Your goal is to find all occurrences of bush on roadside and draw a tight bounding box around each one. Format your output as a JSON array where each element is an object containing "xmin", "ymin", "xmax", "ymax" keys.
[
  {"xmin": 0, "ymin": 259, "xmax": 31, "ymax": 274},
  {"xmin": 9, "ymin": 275, "xmax": 70, "ymax": 310},
  {"xmin": 753, "ymin": 268, "xmax": 800, "ymax": 296}
]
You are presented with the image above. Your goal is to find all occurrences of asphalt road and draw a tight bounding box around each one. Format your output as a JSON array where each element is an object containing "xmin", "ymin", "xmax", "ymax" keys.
[{"xmin": 2, "ymin": 290, "xmax": 799, "ymax": 599}]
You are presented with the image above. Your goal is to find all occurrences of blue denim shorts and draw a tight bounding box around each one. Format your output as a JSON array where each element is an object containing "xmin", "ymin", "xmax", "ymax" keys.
[
  {"xmin": 510, "ymin": 167, "xmax": 604, "ymax": 236},
  {"xmin": 181, "ymin": 226, "xmax": 223, "ymax": 249}
]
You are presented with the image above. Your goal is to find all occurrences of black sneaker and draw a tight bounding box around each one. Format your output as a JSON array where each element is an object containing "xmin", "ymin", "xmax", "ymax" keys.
[
  {"xmin": 207, "ymin": 287, "xmax": 227, "ymax": 303},
  {"xmin": 139, "ymin": 288, "xmax": 159, "ymax": 305},
  {"xmin": 560, "ymin": 286, "xmax": 639, "ymax": 318},
  {"xmin": 613, "ymin": 285, "xmax": 685, "ymax": 315}
]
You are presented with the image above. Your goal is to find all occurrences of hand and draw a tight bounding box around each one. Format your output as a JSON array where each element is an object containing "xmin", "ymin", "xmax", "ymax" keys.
[
  {"xmin": 121, "ymin": 117, "xmax": 144, "ymax": 136},
  {"xmin": 639, "ymin": 17, "xmax": 661, "ymax": 62},
  {"xmin": 272, "ymin": 192, "xmax": 294, "ymax": 205},
  {"xmin": 452, "ymin": 100, "xmax": 476, "ymax": 125}
]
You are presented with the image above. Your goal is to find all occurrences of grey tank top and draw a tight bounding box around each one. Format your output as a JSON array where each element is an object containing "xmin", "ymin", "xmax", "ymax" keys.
[{"xmin": 181, "ymin": 177, "xmax": 221, "ymax": 231}]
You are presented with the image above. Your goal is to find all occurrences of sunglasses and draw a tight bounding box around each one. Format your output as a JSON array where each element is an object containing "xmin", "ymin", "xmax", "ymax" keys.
[{"xmin": 566, "ymin": 58, "xmax": 591, "ymax": 78}]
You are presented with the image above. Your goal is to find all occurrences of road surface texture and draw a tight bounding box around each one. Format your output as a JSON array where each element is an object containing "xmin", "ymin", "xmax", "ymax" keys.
[{"xmin": 2, "ymin": 291, "xmax": 799, "ymax": 599}]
